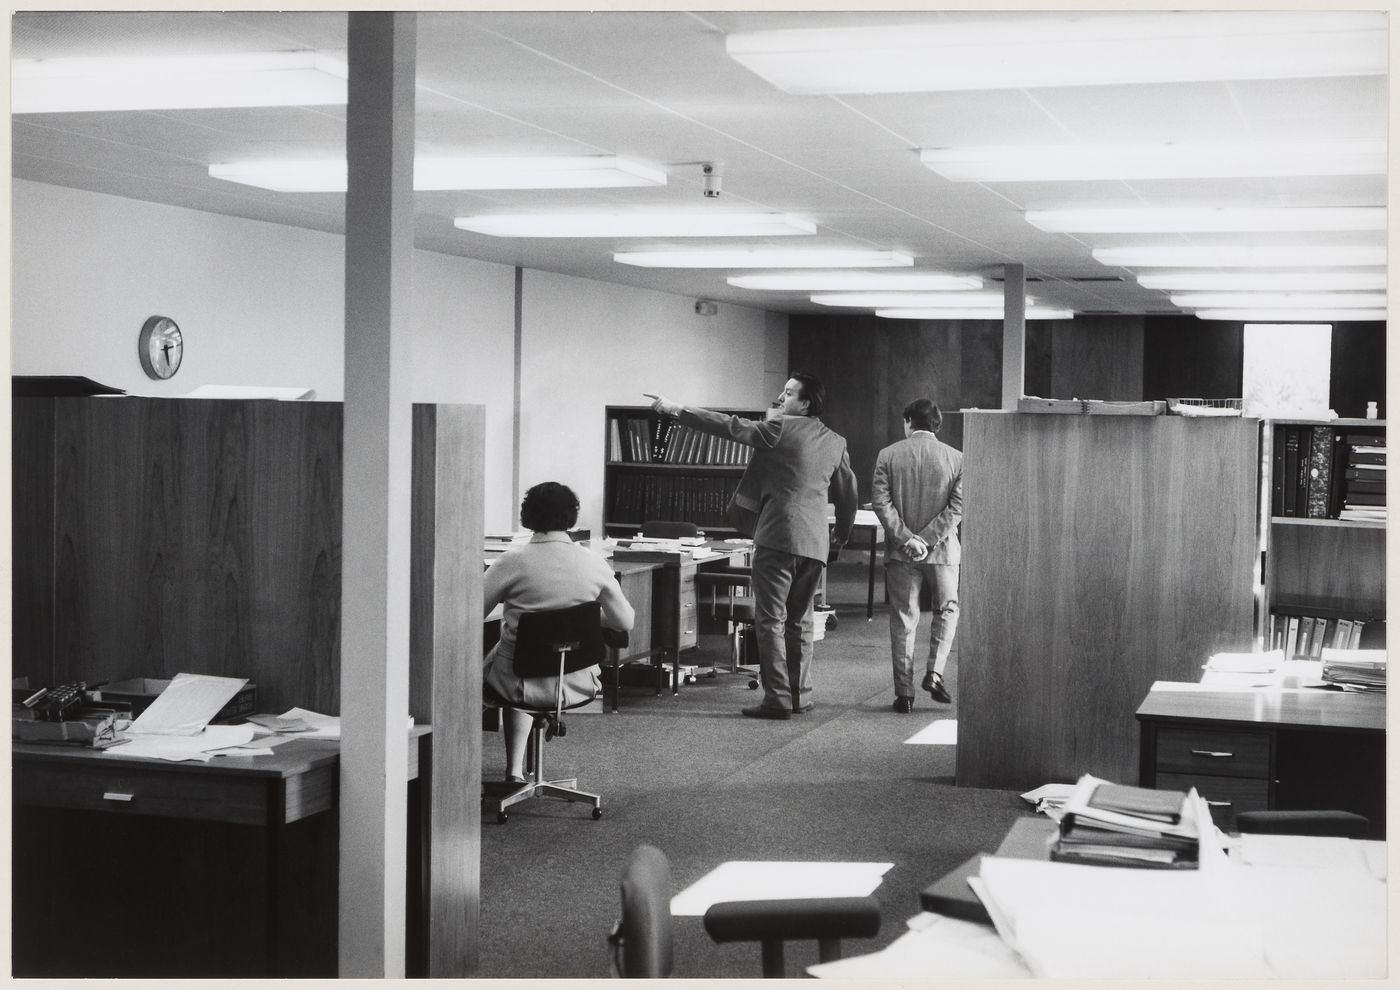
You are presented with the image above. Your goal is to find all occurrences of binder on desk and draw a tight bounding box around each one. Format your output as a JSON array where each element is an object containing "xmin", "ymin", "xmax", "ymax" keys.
[{"xmin": 1051, "ymin": 775, "xmax": 1199, "ymax": 869}]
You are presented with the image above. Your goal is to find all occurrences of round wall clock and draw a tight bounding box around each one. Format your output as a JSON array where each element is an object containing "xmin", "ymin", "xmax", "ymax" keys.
[{"xmin": 138, "ymin": 315, "xmax": 184, "ymax": 380}]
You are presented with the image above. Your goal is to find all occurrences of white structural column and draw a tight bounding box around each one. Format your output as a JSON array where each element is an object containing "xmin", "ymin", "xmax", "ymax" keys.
[
  {"xmin": 1001, "ymin": 263, "xmax": 1026, "ymax": 410},
  {"xmin": 339, "ymin": 11, "xmax": 416, "ymax": 977}
]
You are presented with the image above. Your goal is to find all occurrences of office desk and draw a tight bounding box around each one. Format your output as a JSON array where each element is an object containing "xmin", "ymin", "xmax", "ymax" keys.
[
  {"xmin": 1136, "ymin": 682, "xmax": 1385, "ymax": 836},
  {"xmin": 12, "ymin": 728, "xmax": 431, "ymax": 977}
]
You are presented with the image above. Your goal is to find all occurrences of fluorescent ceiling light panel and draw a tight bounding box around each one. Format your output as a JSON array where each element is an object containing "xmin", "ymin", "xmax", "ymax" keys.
[
  {"xmin": 921, "ymin": 141, "xmax": 1386, "ymax": 182},
  {"xmin": 1197, "ymin": 309, "xmax": 1385, "ymax": 321},
  {"xmin": 614, "ymin": 250, "xmax": 914, "ymax": 269},
  {"xmin": 210, "ymin": 155, "xmax": 667, "ymax": 192},
  {"xmin": 725, "ymin": 12, "xmax": 1383, "ymax": 94},
  {"xmin": 454, "ymin": 213, "xmax": 813, "ymax": 238},
  {"xmin": 1093, "ymin": 246, "xmax": 1386, "ymax": 268},
  {"xmin": 728, "ymin": 273, "xmax": 982, "ymax": 291},
  {"xmin": 875, "ymin": 308, "xmax": 1073, "ymax": 320},
  {"xmin": 1138, "ymin": 272, "xmax": 1388, "ymax": 291},
  {"xmin": 1171, "ymin": 292, "xmax": 1387, "ymax": 309},
  {"xmin": 812, "ymin": 291, "xmax": 1017, "ymax": 308},
  {"xmin": 1027, "ymin": 207, "xmax": 1385, "ymax": 233},
  {"xmin": 13, "ymin": 51, "xmax": 348, "ymax": 113}
]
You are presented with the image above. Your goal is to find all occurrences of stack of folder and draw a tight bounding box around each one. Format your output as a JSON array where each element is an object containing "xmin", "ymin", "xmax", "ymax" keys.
[
  {"xmin": 1051, "ymin": 775, "xmax": 1200, "ymax": 869},
  {"xmin": 1320, "ymin": 648, "xmax": 1386, "ymax": 691}
]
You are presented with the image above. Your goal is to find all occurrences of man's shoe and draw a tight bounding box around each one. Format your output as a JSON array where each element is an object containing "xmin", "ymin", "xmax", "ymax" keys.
[
  {"xmin": 921, "ymin": 672, "xmax": 953, "ymax": 704},
  {"xmin": 794, "ymin": 702, "xmax": 815, "ymax": 714},
  {"xmin": 742, "ymin": 704, "xmax": 792, "ymax": 720},
  {"xmin": 892, "ymin": 697, "xmax": 914, "ymax": 714}
]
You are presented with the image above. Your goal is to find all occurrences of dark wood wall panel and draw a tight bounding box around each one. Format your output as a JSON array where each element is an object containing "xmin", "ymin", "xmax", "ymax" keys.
[
  {"xmin": 12, "ymin": 399, "xmax": 56, "ymax": 686},
  {"xmin": 1048, "ymin": 316, "xmax": 1144, "ymax": 401},
  {"xmin": 36, "ymin": 398, "xmax": 343, "ymax": 713},
  {"xmin": 1329, "ymin": 321, "xmax": 1387, "ymax": 420},
  {"xmin": 957, "ymin": 414, "xmax": 1258, "ymax": 790},
  {"xmin": 1142, "ymin": 316, "xmax": 1243, "ymax": 400}
]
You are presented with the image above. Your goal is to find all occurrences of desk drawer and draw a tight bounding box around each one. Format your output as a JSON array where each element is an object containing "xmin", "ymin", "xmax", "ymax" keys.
[
  {"xmin": 13, "ymin": 761, "xmax": 272, "ymax": 826},
  {"xmin": 1154, "ymin": 727, "xmax": 1270, "ymax": 779},
  {"xmin": 1154, "ymin": 772, "xmax": 1269, "ymax": 832},
  {"xmin": 678, "ymin": 590, "xmax": 697, "ymax": 651}
]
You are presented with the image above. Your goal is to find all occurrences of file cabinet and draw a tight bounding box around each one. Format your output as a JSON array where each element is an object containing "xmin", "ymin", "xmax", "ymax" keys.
[{"xmin": 1136, "ymin": 684, "xmax": 1384, "ymax": 837}]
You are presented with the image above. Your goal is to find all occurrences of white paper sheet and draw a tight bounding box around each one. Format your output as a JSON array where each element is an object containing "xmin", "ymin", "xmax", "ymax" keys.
[
  {"xmin": 127, "ymin": 672, "xmax": 248, "ymax": 735},
  {"xmin": 277, "ymin": 707, "xmax": 416, "ymax": 740},
  {"xmin": 670, "ymin": 860, "xmax": 892, "ymax": 916},
  {"xmin": 104, "ymin": 723, "xmax": 256, "ymax": 762},
  {"xmin": 808, "ymin": 912, "xmax": 1031, "ymax": 979},
  {"xmin": 904, "ymin": 719, "xmax": 957, "ymax": 745}
]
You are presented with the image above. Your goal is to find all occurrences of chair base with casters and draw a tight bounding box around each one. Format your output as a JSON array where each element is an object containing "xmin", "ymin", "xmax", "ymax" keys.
[
  {"xmin": 484, "ymin": 694, "xmax": 602, "ymax": 824},
  {"xmin": 484, "ymin": 601, "xmax": 615, "ymax": 824},
  {"xmin": 609, "ymin": 844, "xmax": 881, "ymax": 978}
]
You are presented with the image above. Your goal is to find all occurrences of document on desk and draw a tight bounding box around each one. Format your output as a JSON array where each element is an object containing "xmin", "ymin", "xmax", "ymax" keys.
[
  {"xmin": 277, "ymin": 707, "xmax": 417, "ymax": 740},
  {"xmin": 807, "ymin": 912, "xmax": 1031, "ymax": 980},
  {"xmin": 127, "ymin": 673, "xmax": 249, "ymax": 735},
  {"xmin": 105, "ymin": 723, "xmax": 257, "ymax": 762},
  {"xmin": 670, "ymin": 861, "xmax": 892, "ymax": 916}
]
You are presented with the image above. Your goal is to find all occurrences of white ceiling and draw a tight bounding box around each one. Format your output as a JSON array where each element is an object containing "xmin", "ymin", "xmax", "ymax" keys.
[{"xmin": 10, "ymin": 9, "xmax": 1390, "ymax": 318}]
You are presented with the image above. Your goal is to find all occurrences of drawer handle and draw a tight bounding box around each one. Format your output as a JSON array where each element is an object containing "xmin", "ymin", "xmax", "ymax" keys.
[
  {"xmin": 1205, "ymin": 800, "xmax": 1233, "ymax": 808},
  {"xmin": 102, "ymin": 791, "xmax": 135, "ymax": 802},
  {"xmin": 1189, "ymin": 750, "xmax": 1234, "ymax": 758}
]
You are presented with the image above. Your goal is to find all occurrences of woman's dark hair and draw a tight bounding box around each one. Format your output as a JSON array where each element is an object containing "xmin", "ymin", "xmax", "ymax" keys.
[
  {"xmin": 520, "ymin": 482, "xmax": 580, "ymax": 532},
  {"xmin": 903, "ymin": 397, "xmax": 942, "ymax": 433},
  {"xmin": 790, "ymin": 371, "xmax": 826, "ymax": 417}
]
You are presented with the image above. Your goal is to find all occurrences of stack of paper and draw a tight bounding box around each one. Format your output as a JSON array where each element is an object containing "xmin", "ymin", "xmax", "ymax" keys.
[
  {"xmin": 1320, "ymin": 648, "xmax": 1386, "ymax": 691},
  {"xmin": 1052, "ymin": 775, "xmax": 1200, "ymax": 869}
]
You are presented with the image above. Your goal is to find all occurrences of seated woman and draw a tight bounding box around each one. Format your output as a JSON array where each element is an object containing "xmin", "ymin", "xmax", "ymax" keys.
[{"xmin": 484, "ymin": 481, "xmax": 635, "ymax": 782}]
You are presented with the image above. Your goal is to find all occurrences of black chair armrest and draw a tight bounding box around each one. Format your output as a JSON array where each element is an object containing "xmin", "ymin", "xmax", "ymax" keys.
[
  {"xmin": 703, "ymin": 896, "xmax": 881, "ymax": 944},
  {"xmin": 694, "ymin": 567, "xmax": 753, "ymax": 591},
  {"xmin": 602, "ymin": 628, "xmax": 630, "ymax": 650}
]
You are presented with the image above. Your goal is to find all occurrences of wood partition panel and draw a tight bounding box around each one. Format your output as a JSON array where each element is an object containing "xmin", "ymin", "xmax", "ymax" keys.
[
  {"xmin": 26, "ymin": 397, "xmax": 344, "ymax": 711},
  {"xmin": 409, "ymin": 403, "xmax": 483, "ymax": 977},
  {"xmin": 957, "ymin": 413, "xmax": 1258, "ymax": 790}
]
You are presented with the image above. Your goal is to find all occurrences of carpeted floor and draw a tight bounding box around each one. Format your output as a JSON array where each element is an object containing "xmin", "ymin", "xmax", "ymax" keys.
[{"xmin": 475, "ymin": 560, "xmax": 1026, "ymax": 979}]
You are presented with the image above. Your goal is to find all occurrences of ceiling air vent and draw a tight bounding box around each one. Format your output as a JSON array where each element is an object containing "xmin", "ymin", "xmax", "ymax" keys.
[
  {"xmin": 1069, "ymin": 276, "xmax": 1125, "ymax": 283},
  {"xmin": 989, "ymin": 275, "xmax": 1044, "ymax": 282}
]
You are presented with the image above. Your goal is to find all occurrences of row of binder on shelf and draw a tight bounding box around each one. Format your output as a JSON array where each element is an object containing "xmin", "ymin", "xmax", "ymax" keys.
[
  {"xmin": 608, "ymin": 416, "xmax": 754, "ymax": 465},
  {"xmin": 1267, "ymin": 612, "xmax": 1373, "ymax": 659},
  {"xmin": 1272, "ymin": 425, "xmax": 1384, "ymax": 520},
  {"xmin": 609, "ymin": 472, "xmax": 738, "ymax": 529}
]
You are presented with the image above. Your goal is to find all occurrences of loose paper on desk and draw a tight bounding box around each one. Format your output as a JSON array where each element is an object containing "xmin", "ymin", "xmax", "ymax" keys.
[
  {"xmin": 127, "ymin": 672, "xmax": 249, "ymax": 735},
  {"xmin": 277, "ymin": 707, "xmax": 416, "ymax": 741},
  {"xmin": 670, "ymin": 861, "xmax": 892, "ymax": 916},
  {"xmin": 807, "ymin": 913, "xmax": 1031, "ymax": 980},
  {"xmin": 106, "ymin": 723, "xmax": 257, "ymax": 762}
]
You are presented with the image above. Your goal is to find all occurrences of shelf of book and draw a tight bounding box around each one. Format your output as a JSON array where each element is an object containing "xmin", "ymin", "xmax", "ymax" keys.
[
  {"xmin": 1260, "ymin": 418, "xmax": 1385, "ymax": 653},
  {"xmin": 603, "ymin": 405, "xmax": 761, "ymax": 537}
]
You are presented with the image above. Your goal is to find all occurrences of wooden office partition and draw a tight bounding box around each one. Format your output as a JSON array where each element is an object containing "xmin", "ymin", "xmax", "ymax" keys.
[
  {"xmin": 13, "ymin": 396, "xmax": 343, "ymax": 710},
  {"xmin": 956, "ymin": 412, "xmax": 1258, "ymax": 790},
  {"xmin": 409, "ymin": 403, "xmax": 483, "ymax": 977}
]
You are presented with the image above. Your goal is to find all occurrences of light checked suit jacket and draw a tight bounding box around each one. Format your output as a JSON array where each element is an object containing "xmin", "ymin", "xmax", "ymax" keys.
[{"xmin": 871, "ymin": 431, "xmax": 963, "ymax": 565}]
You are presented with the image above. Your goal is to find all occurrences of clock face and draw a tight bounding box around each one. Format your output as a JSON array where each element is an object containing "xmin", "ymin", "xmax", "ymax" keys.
[{"xmin": 138, "ymin": 316, "xmax": 183, "ymax": 380}]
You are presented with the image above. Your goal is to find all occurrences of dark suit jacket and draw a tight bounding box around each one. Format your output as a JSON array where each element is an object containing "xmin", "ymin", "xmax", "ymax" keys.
[{"xmin": 679, "ymin": 406, "xmax": 858, "ymax": 562}]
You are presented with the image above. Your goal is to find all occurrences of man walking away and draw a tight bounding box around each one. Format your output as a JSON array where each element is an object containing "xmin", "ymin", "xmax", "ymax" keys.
[{"xmin": 871, "ymin": 397, "xmax": 962, "ymax": 712}]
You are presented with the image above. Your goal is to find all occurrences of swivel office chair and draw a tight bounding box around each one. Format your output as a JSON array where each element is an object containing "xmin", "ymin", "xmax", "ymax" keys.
[
  {"xmin": 484, "ymin": 601, "xmax": 611, "ymax": 824},
  {"xmin": 694, "ymin": 566, "xmax": 759, "ymax": 689},
  {"xmin": 609, "ymin": 844, "xmax": 881, "ymax": 978}
]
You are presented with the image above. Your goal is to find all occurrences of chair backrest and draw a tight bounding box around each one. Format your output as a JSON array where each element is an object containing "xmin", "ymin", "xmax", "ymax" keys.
[
  {"xmin": 611, "ymin": 844, "xmax": 673, "ymax": 978},
  {"xmin": 512, "ymin": 602, "xmax": 605, "ymax": 680},
  {"xmin": 641, "ymin": 519, "xmax": 700, "ymax": 540}
]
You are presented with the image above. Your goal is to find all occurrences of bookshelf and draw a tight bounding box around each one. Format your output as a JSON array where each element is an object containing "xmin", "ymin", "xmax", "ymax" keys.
[
  {"xmin": 1261, "ymin": 418, "xmax": 1386, "ymax": 658},
  {"xmin": 603, "ymin": 405, "xmax": 761, "ymax": 537}
]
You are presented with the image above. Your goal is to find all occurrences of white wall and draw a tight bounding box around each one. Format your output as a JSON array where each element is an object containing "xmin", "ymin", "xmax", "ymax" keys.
[
  {"xmin": 11, "ymin": 180, "xmax": 787, "ymax": 534},
  {"xmin": 520, "ymin": 269, "xmax": 782, "ymax": 533}
]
